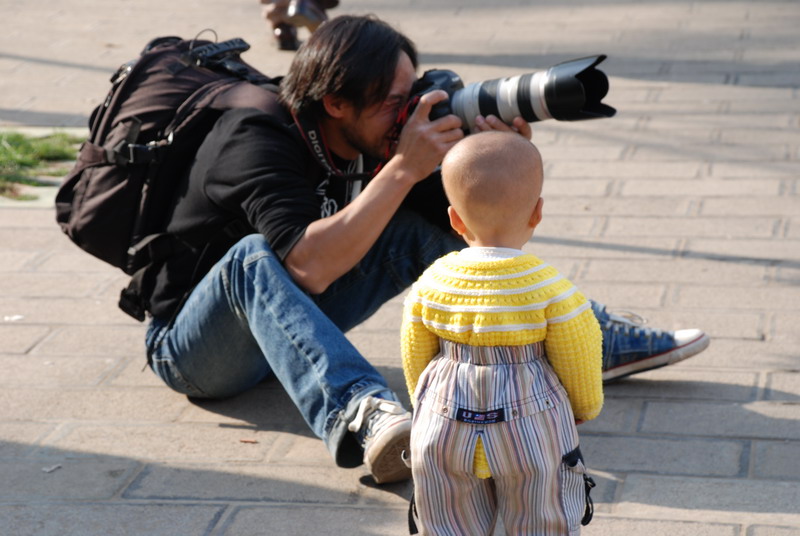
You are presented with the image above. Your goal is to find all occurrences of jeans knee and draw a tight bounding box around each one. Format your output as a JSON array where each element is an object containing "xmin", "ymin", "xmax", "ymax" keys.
[
  {"xmin": 229, "ymin": 234, "xmax": 272, "ymax": 258},
  {"xmin": 225, "ymin": 235, "xmax": 287, "ymax": 276}
]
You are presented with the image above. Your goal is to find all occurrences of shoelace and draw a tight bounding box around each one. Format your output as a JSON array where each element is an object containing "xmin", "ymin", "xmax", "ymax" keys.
[
  {"xmin": 347, "ymin": 396, "xmax": 406, "ymax": 437},
  {"xmin": 604, "ymin": 309, "xmax": 667, "ymax": 339},
  {"xmin": 609, "ymin": 309, "xmax": 648, "ymax": 326}
]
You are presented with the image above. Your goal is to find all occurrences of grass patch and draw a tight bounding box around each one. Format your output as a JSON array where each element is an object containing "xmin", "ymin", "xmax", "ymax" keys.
[{"xmin": 0, "ymin": 131, "xmax": 82, "ymax": 199}]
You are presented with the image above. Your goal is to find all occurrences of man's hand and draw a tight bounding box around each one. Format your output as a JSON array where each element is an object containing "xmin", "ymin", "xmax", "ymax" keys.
[
  {"xmin": 392, "ymin": 90, "xmax": 464, "ymax": 182},
  {"xmin": 474, "ymin": 114, "xmax": 533, "ymax": 140}
]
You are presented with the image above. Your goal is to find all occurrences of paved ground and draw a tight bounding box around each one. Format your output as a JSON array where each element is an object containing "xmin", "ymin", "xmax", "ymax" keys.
[{"xmin": 1, "ymin": 0, "xmax": 799, "ymax": 534}]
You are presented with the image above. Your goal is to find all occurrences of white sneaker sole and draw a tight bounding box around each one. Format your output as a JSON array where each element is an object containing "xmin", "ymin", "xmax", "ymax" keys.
[
  {"xmin": 602, "ymin": 331, "xmax": 710, "ymax": 383},
  {"xmin": 365, "ymin": 419, "xmax": 412, "ymax": 484}
]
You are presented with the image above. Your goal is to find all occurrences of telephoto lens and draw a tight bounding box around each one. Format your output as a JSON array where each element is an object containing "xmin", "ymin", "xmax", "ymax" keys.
[{"xmin": 411, "ymin": 55, "xmax": 616, "ymax": 131}]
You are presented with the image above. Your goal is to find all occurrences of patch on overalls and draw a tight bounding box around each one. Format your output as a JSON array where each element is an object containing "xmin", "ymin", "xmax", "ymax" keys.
[{"xmin": 456, "ymin": 408, "xmax": 505, "ymax": 424}]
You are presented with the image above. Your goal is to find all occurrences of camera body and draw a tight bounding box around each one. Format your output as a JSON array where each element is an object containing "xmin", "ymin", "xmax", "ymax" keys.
[
  {"xmin": 408, "ymin": 69, "xmax": 465, "ymax": 122},
  {"xmin": 404, "ymin": 55, "xmax": 616, "ymax": 132}
]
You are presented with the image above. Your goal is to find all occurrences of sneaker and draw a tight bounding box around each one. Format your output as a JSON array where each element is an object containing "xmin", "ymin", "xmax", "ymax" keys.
[
  {"xmin": 347, "ymin": 395, "xmax": 412, "ymax": 484},
  {"xmin": 592, "ymin": 302, "xmax": 710, "ymax": 383}
]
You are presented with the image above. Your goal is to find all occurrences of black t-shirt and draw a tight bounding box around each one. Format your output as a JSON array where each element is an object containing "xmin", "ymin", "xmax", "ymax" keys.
[{"xmin": 147, "ymin": 107, "xmax": 368, "ymax": 318}]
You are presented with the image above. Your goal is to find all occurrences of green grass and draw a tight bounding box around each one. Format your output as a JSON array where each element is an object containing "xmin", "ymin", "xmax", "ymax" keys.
[{"xmin": 0, "ymin": 131, "xmax": 82, "ymax": 199}]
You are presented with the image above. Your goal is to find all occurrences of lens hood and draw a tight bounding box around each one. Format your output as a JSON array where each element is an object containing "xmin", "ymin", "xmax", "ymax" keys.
[{"xmin": 543, "ymin": 55, "xmax": 616, "ymax": 121}]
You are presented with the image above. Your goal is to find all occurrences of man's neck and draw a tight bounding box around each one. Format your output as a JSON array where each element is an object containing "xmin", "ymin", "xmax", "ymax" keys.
[{"xmin": 318, "ymin": 115, "xmax": 359, "ymax": 160}]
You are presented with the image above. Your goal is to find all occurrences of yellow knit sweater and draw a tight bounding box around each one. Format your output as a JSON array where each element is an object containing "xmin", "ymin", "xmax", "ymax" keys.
[{"xmin": 401, "ymin": 249, "xmax": 604, "ymax": 477}]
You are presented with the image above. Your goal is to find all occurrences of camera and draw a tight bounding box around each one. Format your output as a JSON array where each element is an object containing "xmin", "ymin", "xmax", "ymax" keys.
[{"xmin": 403, "ymin": 55, "xmax": 616, "ymax": 131}]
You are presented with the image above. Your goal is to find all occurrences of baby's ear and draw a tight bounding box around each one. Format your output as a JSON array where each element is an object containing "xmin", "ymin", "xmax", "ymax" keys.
[
  {"xmin": 448, "ymin": 206, "xmax": 467, "ymax": 235},
  {"xmin": 529, "ymin": 197, "xmax": 544, "ymax": 228}
]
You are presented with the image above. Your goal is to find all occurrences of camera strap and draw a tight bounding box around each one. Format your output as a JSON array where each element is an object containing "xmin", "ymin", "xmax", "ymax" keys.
[
  {"xmin": 387, "ymin": 96, "xmax": 418, "ymax": 148},
  {"xmin": 291, "ymin": 110, "xmax": 374, "ymax": 182}
]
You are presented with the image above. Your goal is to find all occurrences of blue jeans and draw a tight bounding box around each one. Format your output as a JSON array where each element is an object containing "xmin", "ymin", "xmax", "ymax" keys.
[{"xmin": 145, "ymin": 209, "xmax": 464, "ymax": 467}]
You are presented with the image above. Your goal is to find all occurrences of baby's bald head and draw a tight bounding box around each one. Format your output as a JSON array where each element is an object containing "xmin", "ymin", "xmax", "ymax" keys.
[{"xmin": 442, "ymin": 131, "xmax": 543, "ymax": 241}]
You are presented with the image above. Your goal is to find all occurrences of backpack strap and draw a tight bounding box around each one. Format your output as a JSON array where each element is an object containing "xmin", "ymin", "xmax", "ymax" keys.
[
  {"xmin": 70, "ymin": 140, "xmax": 108, "ymax": 172},
  {"xmin": 118, "ymin": 232, "xmax": 184, "ymax": 321},
  {"xmin": 126, "ymin": 233, "xmax": 179, "ymax": 274},
  {"xmin": 187, "ymin": 38, "xmax": 271, "ymax": 85},
  {"xmin": 581, "ymin": 474, "xmax": 596, "ymax": 526},
  {"xmin": 119, "ymin": 219, "xmax": 251, "ymax": 322},
  {"xmin": 105, "ymin": 117, "xmax": 167, "ymax": 166},
  {"xmin": 562, "ymin": 446, "xmax": 596, "ymax": 526},
  {"xmin": 119, "ymin": 267, "xmax": 151, "ymax": 322},
  {"xmin": 188, "ymin": 38, "xmax": 251, "ymax": 65},
  {"xmin": 408, "ymin": 490, "xmax": 419, "ymax": 534}
]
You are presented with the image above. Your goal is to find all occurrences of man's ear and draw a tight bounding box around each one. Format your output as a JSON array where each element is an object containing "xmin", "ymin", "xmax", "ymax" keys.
[
  {"xmin": 529, "ymin": 197, "xmax": 544, "ymax": 229},
  {"xmin": 448, "ymin": 206, "xmax": 467, "ymax": 236},
  {"xmin": 322, "ymin": 94, "xmax": 350, "ymax": 119}
]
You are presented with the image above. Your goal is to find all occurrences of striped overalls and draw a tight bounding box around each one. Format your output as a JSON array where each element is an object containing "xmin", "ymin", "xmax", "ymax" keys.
[{"xmin": 410, "ymin": 340, "xmax": 591, "ymax": 536}]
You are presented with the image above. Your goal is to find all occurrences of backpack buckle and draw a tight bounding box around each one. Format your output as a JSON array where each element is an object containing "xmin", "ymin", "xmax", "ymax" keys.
[
  {"xmin": 127, "ymin": 142, "xmax": 161, "ymax": 165},
  {"xmin": 108, "ymin": 140, "xmax": 162, "ymax": 166}
]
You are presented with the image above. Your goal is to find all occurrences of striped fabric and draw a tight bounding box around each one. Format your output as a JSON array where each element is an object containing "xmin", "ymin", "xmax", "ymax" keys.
[
  {"xmin": 410, "ymin": 340, "xmax": 587, "ymax": 535},
  {"xmin": 419, "ymin": 340, "xmax": 566, "ymax": 425}
]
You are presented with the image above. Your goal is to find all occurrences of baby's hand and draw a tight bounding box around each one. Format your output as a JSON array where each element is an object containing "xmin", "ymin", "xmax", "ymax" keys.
[{"xmin": 474, "ymin": 115, "xmax": 532, "ymax": 139}]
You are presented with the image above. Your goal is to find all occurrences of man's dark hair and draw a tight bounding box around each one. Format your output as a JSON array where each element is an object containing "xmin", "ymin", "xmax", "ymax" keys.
[{"xmin": 280, "ymin": 15, "xmax": 418, "ymax": 117}]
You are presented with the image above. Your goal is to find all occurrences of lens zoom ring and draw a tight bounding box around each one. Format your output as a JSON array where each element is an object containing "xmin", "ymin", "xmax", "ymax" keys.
[{"xmin": 477, "ymin": 79, "xmax": 501, "ymax": 119}]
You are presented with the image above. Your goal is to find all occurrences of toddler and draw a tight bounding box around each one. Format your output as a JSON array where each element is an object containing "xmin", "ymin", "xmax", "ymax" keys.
[{"xmin": 401, "ymin": 131, "xmax": 603, "ymax": 535}]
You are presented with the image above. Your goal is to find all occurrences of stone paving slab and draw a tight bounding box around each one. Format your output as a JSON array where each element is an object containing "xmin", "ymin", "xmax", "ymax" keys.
[
  {"xmin": 752, "ymin": 440, "xmax": 800, "ymax": 481},
  {"xmin": 599, "ymin": 369, "xmax": 762, "ymax": 402},
  {"xmin": 686, "ymin": 338, "xmax": 799, "ymax": 371},
  {"xmin": 615, "ymin": 474, "xmax": 800, "ymax": 526},
  {"xmin": 125, "ymin": 464, "xmax": 364, "ymax": 503},
  {"xmin": 220, "ymin": 505, "xmax": 408, "ymax": 536},
  {"xmin": 1, "ymin": 0, "xmax": 799, "ymax": 534},
  {"xmin": 0, "ymin": 504, "xmax": 226, "ymax": 536},
  {"xmin": 640, "ymin": 400, "xmax": 800, "ymax": 440},
  {"xmin": 583, "ymin": 435, "xmax": 746, "ymax": 477},
  {"xmin": 0, "ymin": 354, "xmax": 119, "ymax": 387},
  {"xmin": 588, "ymin": 518, "xmax": 742, "ymax": 536},
  {"xmin": 0, "ymin": 298, "xmax": 135, "ymax": 326},
  {"xmin": 750, "ymin": 528, "xmax": 800, "ymax": 536},
  {"xmin": 0, "ymin": 459, "xmax": 139, "ymax": 501}
]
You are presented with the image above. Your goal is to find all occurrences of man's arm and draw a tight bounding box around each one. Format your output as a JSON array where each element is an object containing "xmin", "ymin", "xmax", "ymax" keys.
[{"xmin": 284, "ymin": 91, "xmax": 462, "ymax": 294}]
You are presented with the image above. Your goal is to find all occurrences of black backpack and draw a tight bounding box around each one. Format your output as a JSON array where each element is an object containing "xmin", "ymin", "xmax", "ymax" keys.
[{"xmin": 55, "ymin": 35, "xmax": 284, "ymax": 320}]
